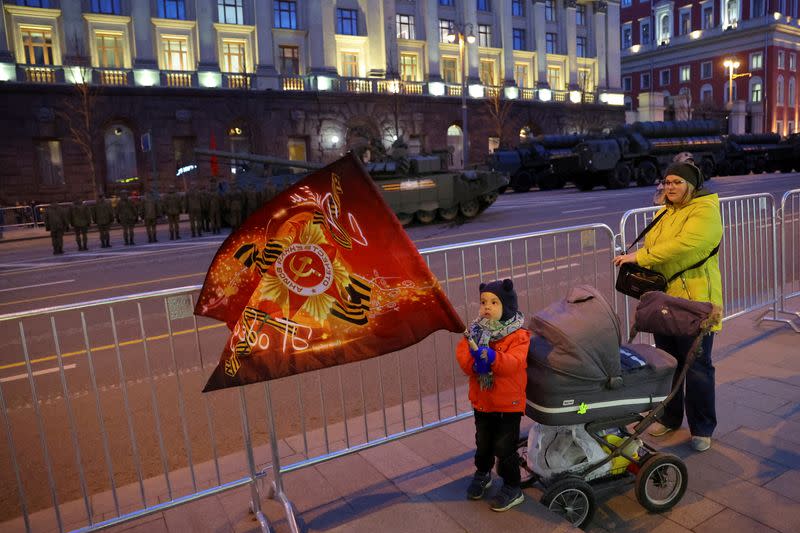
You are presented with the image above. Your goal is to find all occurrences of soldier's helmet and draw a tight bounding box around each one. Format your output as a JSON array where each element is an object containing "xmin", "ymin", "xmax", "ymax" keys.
[{"xmin": 673, "ymin": 152, "xmax": 695, "ymax": 164}]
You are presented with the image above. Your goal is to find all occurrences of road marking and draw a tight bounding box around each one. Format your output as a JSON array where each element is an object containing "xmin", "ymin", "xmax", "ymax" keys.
[
  {"xmin": 1, "ymin": 363, "xmax": 77, "ymax": 383},
  {"xmin": 0, "ymin": 279, "xmax": 75, "ymax": 293},
  {"xmin": 563, "ymin": 206, "xmax": 605, "ymax": 214},
  {"xmin": 0, "ymin": 262, "xmax": 58, "ymax": 269}
]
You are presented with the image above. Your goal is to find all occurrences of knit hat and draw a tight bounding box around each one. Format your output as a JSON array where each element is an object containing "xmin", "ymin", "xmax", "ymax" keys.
[
  {"xmin": 479, "ymin": 279, "xmax": 518, "ymax": 321},
  {"xmin": 664, "ymin": 161, "xmax": 704, "ymax": 190}
]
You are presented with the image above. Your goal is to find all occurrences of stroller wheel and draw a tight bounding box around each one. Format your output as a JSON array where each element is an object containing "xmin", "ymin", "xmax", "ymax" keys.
[
  {"xmin": 540, "ymin": 477, "xmax": 595, "ymax": 528},
  {"xmin": 635, "ymin": 453, "xmax": 688, "ymax": 512},
  {"xmin": 516, "ymin": 439, "xmax": 536, "ymax": 488}
]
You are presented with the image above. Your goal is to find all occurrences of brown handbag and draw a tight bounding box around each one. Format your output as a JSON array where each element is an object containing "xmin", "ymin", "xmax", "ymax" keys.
[{"xmin": 632, "ymin": 291, "xmax": 715, "ymax": 339}]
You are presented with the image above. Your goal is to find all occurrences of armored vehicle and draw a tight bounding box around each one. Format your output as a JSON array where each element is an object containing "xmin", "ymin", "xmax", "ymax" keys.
[
  {"xmin": 195, "ymin": 145, "xmax": 508, "ymax": 226},
  {"xmin": 486, "ymin": 134, "xmax": 586, "ymax": 192}
]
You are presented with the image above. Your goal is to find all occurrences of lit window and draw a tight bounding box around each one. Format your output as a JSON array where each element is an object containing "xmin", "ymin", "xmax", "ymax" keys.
[
  {"xmin": 442, "ymin": 57, "xmax": 458, "ymax": 83},
  {"xmin": 576, "ymin": 36, "xmax": 587, "ymax": 58},
  {"xmin": 513, "ymin": 29, "xmax": 525, "ymax": 51},
  {"xmin": 157, "ymin": 0, "xmax": 186, "ymax": 20},
  {"xmin": 680, "ymin": 65, "xmax": 690, "ymax": 82},
  {"xmin": 162, "ymin": 37, "xmax": 189, "ymax": 70},
  {"xmin": 578, "ymin": 68, "xmax": 593, "ymax": 92},
  {"xmin": 750, "ymin": 82, "xmax": 762, "ymax": 103},
  {"xmin": 21, "ymin": 28, "xmax": 54, "ymax": 65},
  {"xmin": 751, "ymin": 52, "xmax": 763, "ymax": 70},
  {"xmin": 221, "ymin": 40, "xmax": 246, "ymax": 73},
  {"xmin": 480, "ymin": 59, "xmax": 495, "ymax": 85},
  {"xmin": 514, "ymin": 63, "xmax": 529, "ymax": 88},
  {"xmin": 546, "ymin": 33, "xmax": 557, "ymax": 54},
  {"xmin": 396, "ymin": 14, "xmax": 415, "ymax": 39},
  {"xmin": 218, "ymin": 0, "xmax": 244, "ymax": 25},
  {"xmin": 279, "ymin": 45, "xmax": 299, "ymax": 76},
  {"xmin": 439, "ymin": 19, "xmax": 453, "ymax": 43},
  {"xmin": 478, "ymin": 24, "xmax": 491, "ymax": 47},
  {"xmin": 274, "ymin": 1, "xmax": 297, "ymax": 30},
  {"xmin": 576, "ymin": 5, "xmax": 586, "ymax": 26},
  {"xmin": 36, "ymin": 140, "xmax": 64, "ymax": 185},
  {"xmin": 545, "ymin": 0, "xmax": 556, "ymax": 22},
  {"xmin": 400, "ymin": 53, "xmax": 417, "ymax": 81},
  {"xmin": 512, "ymin": 0, "xmax": 524, "ymax": 17},
  {"xmin": 92, "ymin": 0, "xmax": 121, "ymax": 14},
  {"xmin": 96, "ymin": 33, "xmax": 124, "ymax": 68},
  {"xmin": 341, "ymin": 53, "xmax": 358, "ymax": 78},
  {"xmin": 547, "ymin": 66, "xmax": 562, "ymax": 91},
  {"xmin": 778, "ymin": 51, "xmax": 786, "ymax": 70},
  {"xmin": 336, "ymin": 8, "xmax": 358, "ymax": 35},
  {"xmin": 16, "ymin": 0, "xmax": 50, "ymax": 6}
]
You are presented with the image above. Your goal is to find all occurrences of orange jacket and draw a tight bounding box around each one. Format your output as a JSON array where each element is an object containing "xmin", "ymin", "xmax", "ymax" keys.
[{"xmin": 456, "ymin": 328, "xmax": 531, "ymax": 413}]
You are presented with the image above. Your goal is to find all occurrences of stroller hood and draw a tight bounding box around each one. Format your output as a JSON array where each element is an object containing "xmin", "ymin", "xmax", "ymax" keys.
[{"xmin": 529, "ymin": 285, "xmax": 621, "ymax": 381}]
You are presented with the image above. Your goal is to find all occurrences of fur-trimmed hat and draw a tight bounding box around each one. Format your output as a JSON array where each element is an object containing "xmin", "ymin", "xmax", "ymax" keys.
[
  {"xmin": 664, "ymin": 161, "xmax": 704, "ymax": 190},
  {"xmin": 479, "ymin": 279, "xmax": 518, "ymax": 321}
]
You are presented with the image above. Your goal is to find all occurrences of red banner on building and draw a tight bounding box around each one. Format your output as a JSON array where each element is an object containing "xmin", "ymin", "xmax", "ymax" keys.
[{"xmin": 195, "ymin": 153, "xmax": 465, "ymax": 392}]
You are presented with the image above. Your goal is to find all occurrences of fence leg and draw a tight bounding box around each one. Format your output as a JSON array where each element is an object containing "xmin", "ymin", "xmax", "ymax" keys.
[
  {"xmin": 239, "ymin": 388, "xmax": 271, "ymax": 533},
  {"xmin": 264, "ymin": 381, "xmax": 301, "ymax": 533}
]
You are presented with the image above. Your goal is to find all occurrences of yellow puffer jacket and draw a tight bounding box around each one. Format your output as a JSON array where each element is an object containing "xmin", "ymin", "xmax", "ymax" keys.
[{"xmin": 635, "ymin": 192, "xmax": 724, "ymax": 331}]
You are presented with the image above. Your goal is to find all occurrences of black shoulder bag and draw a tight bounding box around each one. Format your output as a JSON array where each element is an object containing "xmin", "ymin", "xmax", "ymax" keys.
[{"xmin": 615, "ymin": 211, "xmax": 720, "ymax": 299}]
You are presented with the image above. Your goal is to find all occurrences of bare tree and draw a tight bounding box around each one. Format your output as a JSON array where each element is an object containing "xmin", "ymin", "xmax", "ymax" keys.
[{"xmin": 484, "ymin": 88, "xmax": 515, "ymax": 148}]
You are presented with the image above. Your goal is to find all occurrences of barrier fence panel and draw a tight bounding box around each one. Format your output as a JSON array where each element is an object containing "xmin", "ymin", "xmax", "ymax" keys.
[
  {"xmin": 619, "ymin": 193, "xmax": 780, "ymax": 338},
  {"xmin": 0, "ymin": 223, "xmax": 616, "ymax": 533},
  {"xmin": 764, "ymin": 188, "xmax": 800, "ymax": 331},
  {"xmin": 0, "ymin": 206, "xmax": 37, "ymax": 231}
]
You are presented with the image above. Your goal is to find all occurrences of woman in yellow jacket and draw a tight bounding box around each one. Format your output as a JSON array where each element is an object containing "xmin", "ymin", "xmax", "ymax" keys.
[{"xmin": 614, "ymin": 161, "xmax": 723, "ymax": 452}]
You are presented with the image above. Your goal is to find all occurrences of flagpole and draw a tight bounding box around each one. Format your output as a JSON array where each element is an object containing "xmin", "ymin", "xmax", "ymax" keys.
[
  {"xmin": 264, "ymin": 381, "xmax": 301, "ymax": 533},
  {"xmin": 238, "ymin": 388, "xmax": 270, "ymax": 533}
]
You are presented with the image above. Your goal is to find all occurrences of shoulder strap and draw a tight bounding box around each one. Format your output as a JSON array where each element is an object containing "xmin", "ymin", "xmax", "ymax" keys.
[
  {"xmin": 625, "ymin": 210, "xmax": 667, "ymax": 254},
  {"xmin": 667, "ymin": 243, "xmax": 721, "ymax": 282}
]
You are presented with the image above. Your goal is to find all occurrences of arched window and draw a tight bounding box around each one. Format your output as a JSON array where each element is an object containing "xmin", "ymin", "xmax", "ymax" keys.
[
  {"xmin": 726, "ymin": 0, "xmax": 738, "ymax": 26},
  {"xmin": 777, "ymin": 75, "xmax": 785, "ymax": 105},
  {"xmin": 660, "ymin": 15, "xmax": 670, "ymax": 40},
  {"xmin": 750, "ymin": 77, "xmax": 763, "ymax": 103},
  {"xmin": 789, "ymin": 77, "xmax": 796, "ymax": 107},
  {"xmin": 700, "ymin": 83, "xmax": 713, "ymax": 103},
  {"xmin": 104, "ymin": 124, "xmax": 138, "ymax": 185},
  {"xmin": 624, "ymin": 95, "xmax": 633, "ymax": 111},
  {"xmin": 227, "ymin": 123, "xmax": 251, "ymax": 175}
]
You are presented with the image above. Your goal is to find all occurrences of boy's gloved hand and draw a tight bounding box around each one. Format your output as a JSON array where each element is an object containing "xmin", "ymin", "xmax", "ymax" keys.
[
  {"xmin": 473, "ymin": 357, "xmax": 492, "ymax": 375},
  {"xmin": 471, "ymin": 347, "xmax": 496, "ymax": 375}
]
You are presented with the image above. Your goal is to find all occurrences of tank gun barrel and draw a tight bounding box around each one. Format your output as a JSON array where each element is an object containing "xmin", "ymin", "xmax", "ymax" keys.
[{"xmin": 194, "ymin": 148, "xmax": 324, "ymax": 171}]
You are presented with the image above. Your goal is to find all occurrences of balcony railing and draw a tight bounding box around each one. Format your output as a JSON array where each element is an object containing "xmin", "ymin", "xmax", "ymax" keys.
[
  {"xmin": 343, "ymin": 77, "xmax": 372, "ymax": 93},
  {"xmin": 445, "ymin": 84, "xmax": 462, "ymax": 96},
  {"xmin": 163, "ymin": 71, "xmax": 193, "ymax": 87},
  {"xmin": 281, "ymin": 76, "xmax": 304, "ymax": 91},
  {"xmin": 97, "ymin": 68, "xmax": 129, "ymax": 86},
  {"xmin": 376, "ymin": 79, "xmax": 424, "ymax": 95},
  {"xmin": 23, "ymin": 66, "xmax": 57, "ymax": 83},
  {"xmin": 226, "ymin": 73, "xmax": 252, "ymax": 89}
]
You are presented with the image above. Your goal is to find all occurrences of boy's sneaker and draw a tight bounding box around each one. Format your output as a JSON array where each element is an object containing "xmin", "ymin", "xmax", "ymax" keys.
[
  {"xmin": 490, "ymin": 485, "xmax": 524, "ymax": 512},
  {"xmin": 466, "ymin": 471, "xmax": 492, "ymax": 500}
]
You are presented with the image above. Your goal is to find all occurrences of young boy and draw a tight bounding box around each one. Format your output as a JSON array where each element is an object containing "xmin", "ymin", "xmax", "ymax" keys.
[{"xmin": 456, "ymin": 279, "xmax": 530, "ymax": 512}]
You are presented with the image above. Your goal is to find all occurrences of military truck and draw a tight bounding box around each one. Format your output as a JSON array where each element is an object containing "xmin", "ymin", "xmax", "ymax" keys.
[
  {"xmin": 195, "ymin": 144, "xmax": 508, "ymax": 226},
  {"xmin": 486, "ymin": 134, "xmax": 587, "ymax": 192}
]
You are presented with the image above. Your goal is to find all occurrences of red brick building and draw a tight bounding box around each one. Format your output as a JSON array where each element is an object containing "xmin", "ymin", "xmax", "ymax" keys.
[{"xmin": 621, "ymin": 0, "xmax": 800, "ymax": 134}]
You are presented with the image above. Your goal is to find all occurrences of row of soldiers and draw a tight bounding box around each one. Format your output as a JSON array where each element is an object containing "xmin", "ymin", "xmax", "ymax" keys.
[{"xmin": 44, "ymin": 183, "xmax": 275, "ymax": 254}]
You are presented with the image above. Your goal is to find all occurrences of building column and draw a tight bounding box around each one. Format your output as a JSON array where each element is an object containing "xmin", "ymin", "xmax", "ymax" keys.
[
  {"xmin": 308, "ymin": 0, "xmax": 337, "ymax": 75},
  {"xmin": 253, "ymin": 0, "xmax": 278, "ymax": 88},
  {"xmin": 196, "ymin": 0, "xmax": 218, "ymax": 71},
  {"xmin": 131, "ymin": 1, "xmax": 156, "ymax": 68},
  {"xmin": 463, "ymin": 0, "xmax": 478, "ymax": 81},
  {"xmin": 594, "ymin": 1, "xmax": 608, "ymax": 89},
  {"xmin": 0, "ymin": 0, "xmax": 13, "ymax": 66},
  {"xmin": 364, "ymin": 0, "xmax": 388, "ymax": 77},
  {"xmin": 423, "ymin": 0, "xmax": 441, "ymax": 81},
  {"xmin": 498, "ymin": 0, "xmax": 515, "ymax": 85},
  {"xmin": 533, "ymin": 0, "xmax": 548, "ymax": 87},
  {"xmin": 565, "ymin": 0, "xmax": 578, "ymax": 89},
  {"xmin": 606, "ymin": 0, "xmax": 622, "ymax": 89},
  {"xmin": 60, "ymin": 0, "xmax": 86, "ymax": 65}
]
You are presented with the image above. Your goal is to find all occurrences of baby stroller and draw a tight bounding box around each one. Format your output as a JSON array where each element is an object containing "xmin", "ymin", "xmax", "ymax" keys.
[{"xmin": 517, "ymin": 285, "xmax": 714, "ymax": 528}]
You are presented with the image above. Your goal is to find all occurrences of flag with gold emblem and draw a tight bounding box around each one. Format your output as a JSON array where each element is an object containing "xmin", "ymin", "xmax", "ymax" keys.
[{"xmin": 195, "ymin": 153, "xmax": 465, "ymax": 392}]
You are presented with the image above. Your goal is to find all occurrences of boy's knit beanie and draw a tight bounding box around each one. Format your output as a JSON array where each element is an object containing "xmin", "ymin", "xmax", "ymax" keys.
[{"xmin": 479, "ymin": 279, "xmax": 518, "ymax": 321}]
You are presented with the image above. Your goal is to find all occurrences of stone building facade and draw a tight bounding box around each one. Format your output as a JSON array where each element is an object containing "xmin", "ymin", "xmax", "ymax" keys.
[{"xmin": 0, "ymin": 0, "xmax": 624, "ymax": 202}]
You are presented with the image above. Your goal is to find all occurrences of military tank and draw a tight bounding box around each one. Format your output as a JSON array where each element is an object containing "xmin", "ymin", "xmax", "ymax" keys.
[{"xmin": 194, "ymin": 143, "xmax": 508, "ymax": 226}]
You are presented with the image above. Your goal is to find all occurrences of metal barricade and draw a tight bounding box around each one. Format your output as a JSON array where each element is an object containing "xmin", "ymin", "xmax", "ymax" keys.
[
  {"xmin": 0, "ymin": 206, "xmax": 37, "ymax": 232},
  {"xmin": 619, "ymin": 193, "xmax": 781, "ymax": 338},
  {"xmin": 759, "ymin": 188, "xmax": 800, "ymax": 331},
  {"xmin": 0, "ymin": 223, "xmax": 616, "ymax": 533}
]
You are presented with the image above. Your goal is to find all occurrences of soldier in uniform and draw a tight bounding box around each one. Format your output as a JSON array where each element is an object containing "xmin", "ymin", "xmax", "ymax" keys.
[
  {"xmin": 207, "ymin": 180, "xmax": 223, "ymax": 235},
  {"xmin": 140, "ymin": 189, "xmax": 161, "ymax": 243},
  {"xmin": 45, "ymin": 201, "xmax": 69, "ymax": 254},
  {"xmin": 201, "ymin": 184, "xmax": 211, "ymax": 233},
  {"xmin": 245, "ymin": 184, "xmax": 260, "ymax": 220},
  {"xmin": 163, "ymin": 186, "xmax": 183, "ymax": 240},
  {"xmin": 186, "ymin": 187, "xmax": 203, "ymax": 237},
  {"xmin": 93, "ymin": 194, "xmax": 114, "ymax": 248},
  {"xmin": 116, "ymin": 190, "xmax": 139, "ymax": 245},
  {"xmin": 226, "ymin": 184, "xmax": 244, "ymax": 230},
  {"xmin": 69, "ymin": 199, "xmax": 91, "ymax": 251}
]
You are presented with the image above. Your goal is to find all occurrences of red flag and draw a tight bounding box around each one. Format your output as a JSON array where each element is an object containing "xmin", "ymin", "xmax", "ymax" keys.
[
  {"xmin": 195, "ymin": 153, "xmax": 465, "ymax": 392},
  {"xmin": 209, "ymin": 132, "xmax": 219, "ymax": 177}
]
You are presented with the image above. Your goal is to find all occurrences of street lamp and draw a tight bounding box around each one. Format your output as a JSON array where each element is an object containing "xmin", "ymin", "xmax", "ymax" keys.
[
  {"xmin": 448, "ymin": 24, "xmax": 476, "ymax": 168},
  {"xmin": 724, "ymin": 58, "xmax": 751, "ymax": 105}
]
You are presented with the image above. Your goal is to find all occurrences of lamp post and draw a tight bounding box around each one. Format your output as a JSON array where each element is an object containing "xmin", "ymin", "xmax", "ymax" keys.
[
  {"xmin": 723, "ymin": 58, "xmax": 751, "ymax": 105},
  {"xmin": 448, "ymin": 24, "xmax": 475, "ymax": 168}
]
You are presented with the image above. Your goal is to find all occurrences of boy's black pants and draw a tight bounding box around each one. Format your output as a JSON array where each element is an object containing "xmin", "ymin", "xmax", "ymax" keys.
[{"xmin": 473, "ymin": 410, "xmax": 522, "ymax": 487}]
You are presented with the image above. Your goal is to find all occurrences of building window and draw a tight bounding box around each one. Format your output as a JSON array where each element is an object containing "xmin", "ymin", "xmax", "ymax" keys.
[
  {"xmin": 658, "ymin": 13, "xmax": 671, "ymax": 43},
  {"xmin": 622, "ymin": 25, "xmax": 632, "ymax": 48},
  {"xmin": 442, "ymin": 57, "xmax": 458, "ymax": 83},
  {"xmin": 341, "ymin": 53, "xmax": 358, "ymax": 78},
  {"xmin": 513, "ymin": 29, "xmax": 525, "ymax": 50},
  {"xmin": 279, "ymin": 45, "xmax": 299, "ymax": 75},
  {"xmin": 680, "ymin": 65, "xmax": 690, "ymax": 82},
  {"xmin": 157, "ymin": 0, "xmax": 186, "ymax": 20},
  {"xmin": 400, "ymin": 53, "xmax": 417, "ymax": 81},
  {"xmin": 623, "ymin": 76, "xmax": 632, "ymax": 92},
  {"xmin": 91, "ymin": 0, "xmax": 121, "ymax": 14},
  {"xmin": 702, "ymin": 5, "xmax": 714, "ymax": 29},
  {"xmin": 274, "ymin": 1, "xmax": 297, "ymax": 29},
  {"xmin": 750, "ymin": 52, "xmax": 763, "ymax": 70},
  {"xmin": 218, "ymin": 0, "xmax": 243, "ymax": 25},
  {"xmin": 514, "ymin": 63, "xmax": 529, "ymax": 88},
  {"xmin": 641, "ymin": 72, "xmax": 651, "ymax": 89},
  {"xmin": 439, "ymin": 19, "xmax": 453, "ymax": 43},
  {"xmin": 576, "ymin": 5, "xmax": 586, "ymax": 25},
  {"xmin": 96, "ymin": 33, "xmax": 124, "ymax": 68},
  {"xmin": 701, "ymin": 61, "xmax": 712, "ymax": 79},
  {"xmin": 660, "ymin": 69, "xmax": 670, "ymax": 86},
  {"xmin": 547, "ymin": 66, "xmax": 562, "ymax": 90},
  {"xmin": 546, "ymin": 32, "xmax": 557, "ymax": 54},
  {"xmin": 750, "ymin": 81, "xmax": 763, "ymax": 102},
  {"xmin": 640, "ymin": 20, "xmax": 651, "ymax": 45},
  {"xmin": 479, "ymin": 59, "xmax": 495, "ymax": 85},
  {"xmin": 162, "ymin": 37, "xmax": 189, "ymax": 70},
  {"xmin": 789, "ymin": 78, "xmax": 796, "ymax": 106},
  {"xmin": 512, "ymin": 0, "xmax": 524, "ymax": 17},
  {"xmin": 753, "ymin": 0, "xmax": 765, "ymax": 16},
  {"xmin": 680, "ymin": 11, "xmax": 691, "ymax": 35},
  {"xmin": 778, "ymin": 51, "xmax": 786, "ymax": 70},
  {"xmin": 21, "ymin": 28, "xmax": 54, "ymax": 65},
  {"xmin": 576, "ymin": 36, "xmax": 587, "ymax": 58},
  {"xmin": 701, "ymin": 85, "xmax": 713, "ymax": 102},
  {"xmin": 622, "ymin": 0, "xmax": 631, "ymax": 6},
  {"xmin": 791, "ymin": 53, "xmax": 797, "ymax": 71},
  {"xmin": 725, "ymin": 0, "xmax": 739, "ymax": 27},
  {"xmin": 35, "ymin": 140, "xmax": 64, "ymax": 186},
  {"xmin": 288, "ymin": 137, "xmax": 307, "ymax": 162},
  {"xmin": 578, "ymin": 67, "xmax": 593, "ymax": 93},
  {"xmin": 477, "ymin": 0, "xmax": 491, "ymax": 12},
  {"xmin": 478, "ymin": 24, "xmax": 491, "ymax": 47},
  {"xmin": 104, "ymin": 125, "xmax": 137, "ymax": 186},
  {"xmin": 777, "ymin": 75, "xmax": 785, "ymax": 104},
  {"xmin": 396, "ymin": 14, "xmax": 415, "ymax": 39},
  {"xmin": 790, "ymin": 121, "xmax": 796, "ymax": 133},
  {"xmin": 221, "ymin": 40, "xmax": 246, "ymax": 73},
  {"xmin": 336, "ymin": 9, "xmax": 358, "ymax": 35},
  {"xmin": 439, "ymin": 0, "xmax": 454, "ymax": 5},
  {"xmin": 16, "ymin": 1, "xmax": 51, "ymax": 6},
  {"xmin": 545, "ymin": 0, "xmax": 556, "ymax": 22}
]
